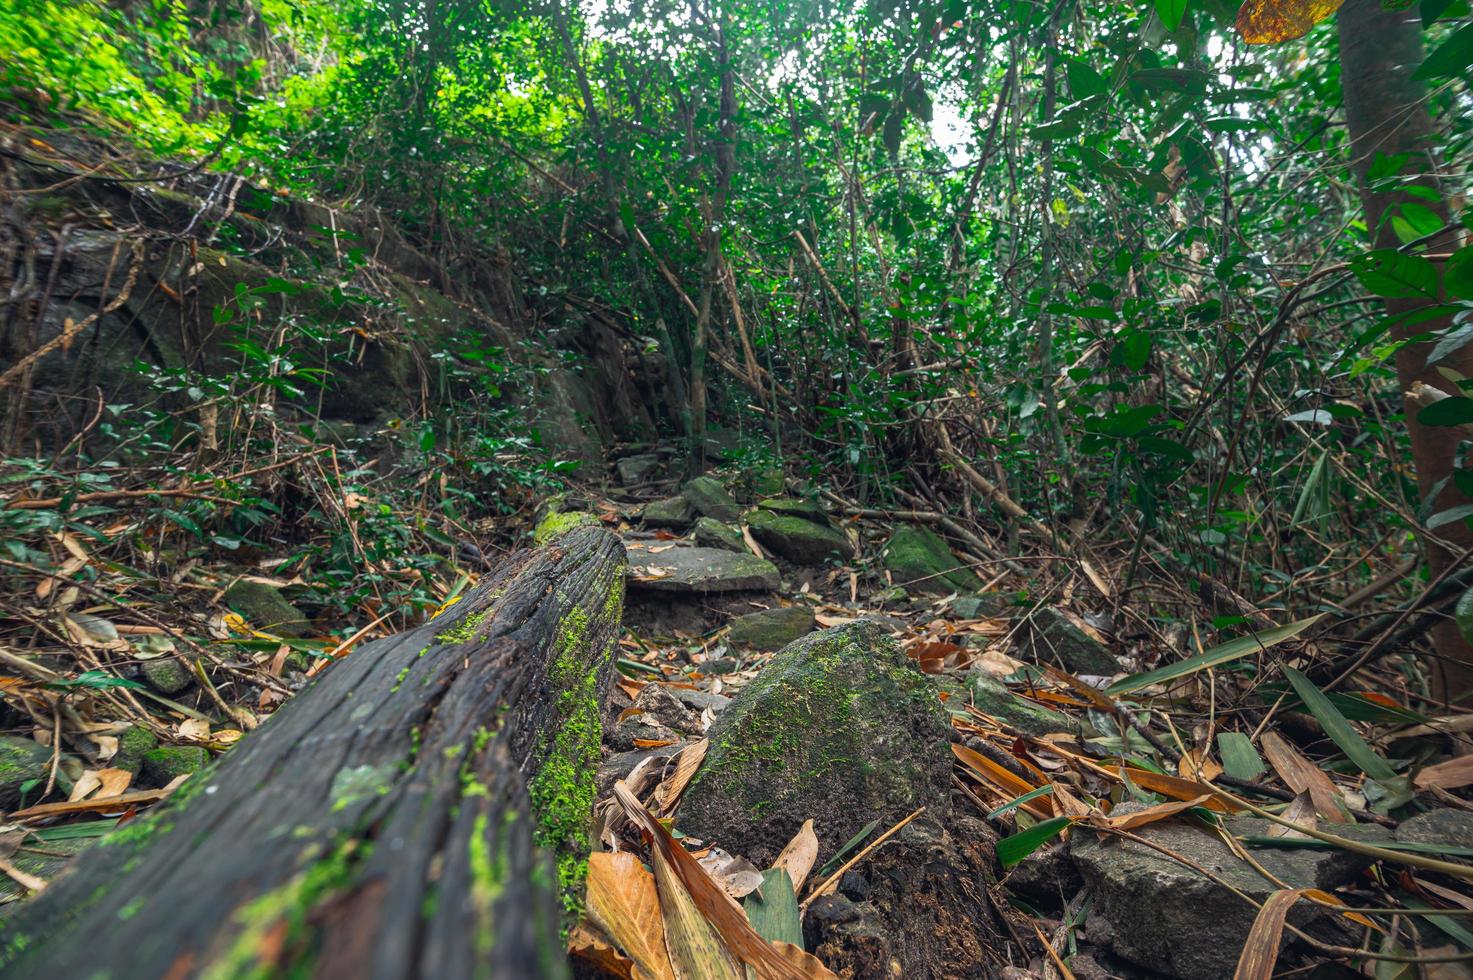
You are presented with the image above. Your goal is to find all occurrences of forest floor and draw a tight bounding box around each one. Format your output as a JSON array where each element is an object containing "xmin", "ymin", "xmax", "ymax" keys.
[{"xmin": 3, "ymin": 442, "xmax": 1473, "ymax": 978}]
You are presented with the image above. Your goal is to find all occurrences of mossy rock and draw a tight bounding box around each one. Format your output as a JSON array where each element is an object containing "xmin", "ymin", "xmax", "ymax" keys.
[
  {"xmin": 224, "ymin": 580, "xmax": 310, "ymax": 638},
  {"xmin": 1017, "ymin": 607, "xmax": 1122, "ymax": 676},
  {"xmin": 678, "ymin": 622, "xmax": 951, "ymax": 867},
  {"xmin": 140, "ymin": 658, "xmax": 194, "ymax": 695},
  {"xmin": 534, "ymin": 509, "xmax": 599, "ymax": 544},
  {"xmin": 880, "ymin": 526, "xmax": 982, "ymax": 593},
  {"xmin": 112, "ymin": 726, "xmax": 159, "ymax": 775},
  {"xmin": 141, "ymin": 746, "xmax": 210, "ymax": 785},
  {"xmin": 747, "ymin": 509, "xmax": 853, "ymax": 565},
  {"xmin": 682, "ymin": 476, "xmax": 741, "ymax": 523},
  {"xmin": 693, "ymin": 516, "xmax": 745, "ymax": 553},
  {"xmin": 726, "ymin": 606, "xmax": 816, "ymax": 651},
  {"xmin": 641, "ymin": 495, "xmax": 695, "ymax": 529},
  {"xmin": 967, "ymin": 672, "xmax": 1079, "ymax": 737},
  {"xmin": 0, "ymin": 735, "xmax": 77, "ymax": 810},
  {"xmin": 756, "ymin": 496, "xmax": 830, "ymax": 525}
]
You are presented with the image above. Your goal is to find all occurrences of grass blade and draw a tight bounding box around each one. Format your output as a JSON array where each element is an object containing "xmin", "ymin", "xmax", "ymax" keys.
[
  {"xmin": 997, "ymin": 816, "xmax": 1074, "ymax": 868},
  {"xmin": 986, "ymin": 785, "xmax": 1055, "ymax": 820},
  {"xmin": 1282, "ymin": 667, "xmax": 1396, "ymax": 780},
  {"xmin": 1107, "ymin": 615, "xmax": 1323, "ymax": 696}
]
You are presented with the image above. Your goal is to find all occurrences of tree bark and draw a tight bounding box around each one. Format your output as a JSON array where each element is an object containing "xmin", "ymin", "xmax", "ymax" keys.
[
  {"xmin": 0, "ymin": 527, "xmax": 627, "ymax": 980},
  {"xmin": 1338, "ymin": 0, "xmax": 1473, "ymax": 704}
]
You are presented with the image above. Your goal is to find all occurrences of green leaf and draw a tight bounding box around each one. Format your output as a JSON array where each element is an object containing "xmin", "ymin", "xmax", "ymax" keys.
[
  {"xmin": 1454, "ymin": 585, "xmax": 1473, "ymax": 646},
  {"xmin": 1217, "ymin": 732, "xmax": 1267, "ymax": 781},
  {"xmin": 1417, "ymin": 397, "xmax": 1473, "ymax": 427},
  {"xmin": 1282, "ymin": 667, "xmax": 1396, "ymax": 780},
  {"xmin": 998, "ymin": 816, "xmax": 1074, "ymax": 867},
  {"xmin": 744, "ymin": 868, "xmax": 803, "ymax": 949},
  {"xmin": 986, "ymin": 785, "xmax": 1055, "ymax": 819},
  {"xmin": 1446, "ymin": 246, "xmax": 1473, "ymax": 300},
  {"xmin": 45, "ymin": 671, "xmax": 147, "ymax": 691},
  {"xmin": 1107, "ymin": 615, "xmax": 1324, "ymax": 695},
  {"xmin": 1351, "ymin": 249, "xmax": 1439, "ymax": 298},
  {"xmin": 1156, "ymin": 0, "xmax": 1188, "ymax": 31},
  {"xmin": 1413, "ymin": 20, "xmax": 1473, "ymax": 79}
]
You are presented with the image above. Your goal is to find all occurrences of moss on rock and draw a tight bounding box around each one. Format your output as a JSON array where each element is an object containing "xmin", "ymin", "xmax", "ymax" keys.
[
  {"xmin": 746, "ymin": 509, "xmax": 853, "ymax": 565},
  {"xmin": 113, "ymin": 726, "xmax": 159, "ymax": 776},
  {"xmin": 726, "ymin": 605, "xmax": 816, "ymax": 650},
  {"xmin": 682, "ymin": 476, "xmax": 741, "ymax": 522},
  {"xmin": 880, "ymin": 526, "xmax": 982, "ymax": 593},
  {"xmin": 0, "ymin": 736, "xmax": 73, "ymax": 811},
  {"xmin": 140, "ymin": 658, "xmax": 194, "ymax": 695},
  {"xmin": 141, "ymin": 746, "xmax": 209, "ymax": 785},
  {"xmin": 692, "ymin": 516, "xmax": 745, "ymax": 553},
  {"xmin": 224, "ymin": 580, "xmax": 310, "ymax": 637},
  {"xmin": 677, "ymin": 621, "xmax": 951, "ymax": 867}
]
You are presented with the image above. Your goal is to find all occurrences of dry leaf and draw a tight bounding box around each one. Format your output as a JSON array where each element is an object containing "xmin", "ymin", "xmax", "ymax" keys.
[
  {"xmin": 586, "ymin": 851, "xmax": 676, "ymax": 980},
  {"xmin": 952, "ymin": 744, "xmax": 1052, "ymax": 818},
  {"xmin": 1235, "ymin": 0, "xmax": 1344, "ymax": 44},
  {"xmin": 94, "ymin": 768, "xmax": 132, "ymax": 799},
  {"xmin": 175, "ymin": 719, "xmax": 211, "ymax": 741},
  {"xmin": 1266, "ymin": 793, "xmax": 1318, "ymax": 839},
  {"xmin": 1110, "ymin": 766, "xmax": 1240, "ymax": 813},
  {"xmin": 1088, "ymin": 795, "xmax": 1210, "ymax": 831},
  {"xmin": 772, "ymin": 820, "xmax": 818, "ymax": 892},
  {"xmin": 697, "ymin": 849, "xmax": 766, "ymax": 899},
  {"xmin": 655, "ymin": 842, "xmax": 744, "ymax": 979},
  {"xmin": 569, "ymin": 922, "xmax": 642, "ymax": 980},
  {"xmin": 612, "ymin": 782, "xmax": 836, "ymax": 980},
  {"xmin": 654, "ymin": 738, "xmax": 708, "ymax": 817},
  {"xmin": 1414, "ymin": 755, "xmax": 1473, "ymax": 791},
  {"xmin": 68, "ymin": 770, "xmax": 102, "ymax": 803},
  {"xmin": 1234, "ymin": 888, "xmax": 1303, "ymax": 980},
  {"xmin": 1261, "ymin": 732, "xmax": 1350, "ymax": 823}
]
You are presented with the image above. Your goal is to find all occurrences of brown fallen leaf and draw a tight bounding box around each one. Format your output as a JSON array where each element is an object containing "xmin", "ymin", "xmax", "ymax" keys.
[
  {"xmin": 10, "ymin": 785, "xmax": 178, "ymax": 821},
  {"xmin": 569, "ymin": 922, "xmax": 642, "ymax": 980},
  {"xmin": 1261, "ymin": 732, "xmax": 1350, "ymax": 823},
  {"xmin": 612, "ymin": 781, "xmax": 836, "ymax": 980},
  {"xmin": 1414, "ymin": 755, "xmax": 1473, "ymax": 791},
  {"xmin": 586, "ymin": 851, "xmax": 676, "ymax": 980},
  {"xmin": 953, "ymin": 744, "xmax": 1052, "ymax": 817},
  {"xmin": 94, "ymin": 768, "xmax": 132, "ymax": 800},
  {"xmin": 656, "ymin": 841, "xmax": 744, "ymax": 979},
  {"xmin": 1088, "ymin": 795, "xmax": 1210, "ymax": 831},
  {"xmin": 654, "ymin": 738, "xmax": 708, "ymax": 817},
  {"xmin": 1109, "ymin": 766, "xmax": 1240, "ymax": 814},
  {"xmin": 1234, "ymin": 888, "xmax": 1304, "ymax": 980},
  {"xmin": 772, "ymin": 820, "xmax": 818, "ymax": 892}
]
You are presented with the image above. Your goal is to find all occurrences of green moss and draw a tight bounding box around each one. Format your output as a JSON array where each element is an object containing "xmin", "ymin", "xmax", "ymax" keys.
[
  {"xmin": 467, "ymin": 811, "xmax": 506, "ymax": 960},
  {"xmin": 391, "ymin": 665, "xmax": 411, "ymax": 692},
  {"xmin": 113, "ymin": 726, "xmax": 159, "ymax": 775},
  {"xmin": 435, "ymin": 610, "xmax": 487, "ymax": 645},
  {"xmin": 532, "ymin": 510, "xmax": 599, "ymax": 544},
  {"xmin": 329, "ymin": 763, "xmax": 396, "ymax": 812},
  {"xmin": 142, "ymin": 746, "xmax": 209, "ymax": 783}
]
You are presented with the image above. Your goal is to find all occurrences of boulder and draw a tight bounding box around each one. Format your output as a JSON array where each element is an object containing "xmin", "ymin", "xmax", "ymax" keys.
[
  {"xmin": 756, "ymin": 496, "xmax": 830, "ymax": 523},
  {"xmin": 112, "ymin": 725, "xmax": 159, "ymax": 775},
  {"xmin": 682, "ymin": 476, "xmax": 742, "ymax": 523},
  {"xmin": 610, "ymin": 684, "xmax": 704, "ymax": 751},
  {"xmin": 692, "ymin": 516, "xmax": 745, "ymax": 553},
  {"xmin": 880, "ymin": 526, "xmax": 981, "ymax": 593},
  {"xmin": 727, "ymin": 606, "xmax": 816, "ymax": 651},
  {"xmin": 1396, "ymin": 808, "xmax": 1473, "ymax": 851},
  {"xmin": 1016, "ymin": 607, "xmax": 1122, "ymax": 675},
  {"xmin": 626, "ymin": 545, "xmax": 780, "ymax": 594},
  {"xmin": 0, "ymin": 735, "xmax": 78, "ymax": 810},
  {"xmin": 952, "ymin": 592, "xmax": 1009, "ymax": 620},
  {"xmin": 640, "ymin": 495, "xmax": 694, "ymax": 529},
  {"xmin": 140, "ymin": 657, "xmax": 195, "ymax": 695},
  {"xmin": 678, "ymin": 622, "xmax": 951, "ymax": 867},
  {"xmin": 1072, "ymin": 806, "xmax": 1391, "ymax": 979},
  {"xmin": 968, "ymin": 672, "xmax": 1079, "ymax": 737},
  {"xmin": 224, "ymin": 580, "xmax": 310, "ymax": 638},
  {"xmin": 616, "ymin": 453, "xmax": 661, "ymax": 486},
  {"xmin": 141, "ymin": 746, "xmax": 210, "ymax": 785},
  {"xmin": 747, "ymin": 509, "xmax": 853, "ymax": 565}
]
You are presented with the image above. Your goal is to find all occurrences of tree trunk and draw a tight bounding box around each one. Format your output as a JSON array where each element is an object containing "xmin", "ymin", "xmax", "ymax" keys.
[
  {"xmin": 0, "ymin": 527, "xmax": 627, "ymax": 980},
  {"xmin": 1338, "ymin": 0, "xmax": 1473, "ymax": 704}
]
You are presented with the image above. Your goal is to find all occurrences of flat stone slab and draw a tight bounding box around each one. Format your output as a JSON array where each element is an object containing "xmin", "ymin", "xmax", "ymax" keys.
[{"xmin": 626, "ymin": 544, "xmax": 780, "ymax": 593}]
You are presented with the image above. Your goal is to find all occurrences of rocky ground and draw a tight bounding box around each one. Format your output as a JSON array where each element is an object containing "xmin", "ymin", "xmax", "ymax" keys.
[{"xmin": 3, "ymin": 448, "xmax": 1472, "ymax": 978}]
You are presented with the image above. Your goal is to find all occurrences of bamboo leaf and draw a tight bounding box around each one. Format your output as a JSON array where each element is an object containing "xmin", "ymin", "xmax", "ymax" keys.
[
  {"xmin": 1217, "ymin": 732, "xmax": 1267, "ymax": 782},
  {"xmin": 1106, "ymin": 615, "xmax": 1323, "ymax": 695},
  {"xmin": 1282, "ymin": 667, "xmax": 1396, "ymax": 780},
  {"xmin": 997, "ymin": 816, "xmax": 1074, "ymax": 868}
]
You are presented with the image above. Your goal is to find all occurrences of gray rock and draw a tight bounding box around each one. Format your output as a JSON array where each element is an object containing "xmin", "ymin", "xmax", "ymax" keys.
[
  {"xmin": 968, "ymin": 671, "xmax": 1078, "ymax": 737},
  {"xmin": 611, "ymin": 684, "xmax": 703, "ymax": 751},
  {"xmin": 1396, "ymin": 808, "xmax": 1473, "ymax": 851},
  {"xmin": 679, "ymin": 622, "xmax": 951, "ymax": 867},
  {"xmin": 693, "ymin": 516, "xmax": 745, "ymax": 553},
  {"xmin": 683, "ymin": 476, "xmax": 742, "ymax": 522},
  {"xmin": 880, "ymin": 525, "xmax": 982, "ymax": 593},
  {"xmin": 671, "ymin": 689, "xmax": 733, "ymax": 714},
  {"xmin": 1016, "ymin": 607, "xmax": 1122, "ymax": 675},
  {"xmin": 617, "ymin": 453, "xmax": 661, "ymax": 486},
  {"xmin": 727, "ymin": 605, "xmax": 816, "ymax": 651},
  {"xmin": 224, "ymin": 580, "xmax": 310, "ymax": 638},
  {"xmin": 747, "ymin": 509, "xmax": 853, "ymax": 565},
  {"xmin": 140, "ymin": 657, "xmax": 195, "ymax": 695},
  {"xmin": 953, "ymin": 592, "xmax": 1009, "ymax": 620},
  {"xmin": 640, "ymin": 495, "xmax": 695, "ymax": 529},
  {"xmin": 626, "ymin": 545, "xmax": 780, "ymax": 593},
  {"xmin": 756, "ymin": 496, "xmax": 830, "ymax": 524},
  {"xmin": 1073, "ymin": 806, "xmax": 1390, "ymax": 979},
  {"xmin": 0, "ymin": 736, "xmax": 77, "ymax": 810}
]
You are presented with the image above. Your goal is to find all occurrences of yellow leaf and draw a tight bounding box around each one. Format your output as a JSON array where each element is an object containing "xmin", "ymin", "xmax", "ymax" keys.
[
  {"xmin": 1235, "ymin": 0, "xmax": 1345, "ymax": 44},
  {"xmin": 586, "ymin": 852, "xmax": 675, "ymax": 980},
  {"xmin": 772, "ymin": 820, "xmax": 819, "ymax": 893},
  {"xmin": 1235, "ymin": 888, "xmax": 1304, "ymax": 980}
]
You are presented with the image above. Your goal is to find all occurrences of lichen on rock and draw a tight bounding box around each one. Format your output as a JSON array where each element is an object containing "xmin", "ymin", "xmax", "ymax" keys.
[
  {"xmin": 533, "ymin": 509, "xmax": 599, "ymax": 544},
  {"xmin": 677, "ymin": 621, "xmax": 950, "ymax": 867}
]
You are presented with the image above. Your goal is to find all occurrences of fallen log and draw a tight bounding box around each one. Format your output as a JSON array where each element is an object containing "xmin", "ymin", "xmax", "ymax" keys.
[{"xmin": 0, "ymin": 526, "xmax": 627, "ymax": 980}]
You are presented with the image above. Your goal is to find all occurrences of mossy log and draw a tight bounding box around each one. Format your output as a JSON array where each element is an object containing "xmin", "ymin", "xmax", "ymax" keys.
[{"xmin": 0, "ymin": 527, "xmax": 627, "ymax": 980}]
